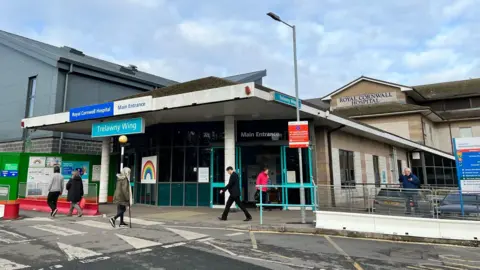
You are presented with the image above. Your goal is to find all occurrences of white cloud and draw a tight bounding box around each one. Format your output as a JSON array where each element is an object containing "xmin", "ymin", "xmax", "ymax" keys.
[{"xmin": 0, "ymin": 0, "xmax": 479, "ymax": 98}]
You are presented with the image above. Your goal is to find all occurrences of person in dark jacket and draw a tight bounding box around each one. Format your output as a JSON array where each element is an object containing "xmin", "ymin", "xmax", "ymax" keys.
[
  {"xmin": 218, "ymin": 166, "xmax": 252, "ymax": 221},
  {"xmin": 66, "ymin": 170, "xmax": 84, "ymax": 217},
  {"xmin": 398, "ymin": 167, "xmax": 420, "ymax": 214},
  {"xmin": 109, "ymin": 167, "xmax": 131, "ymax": 228}
]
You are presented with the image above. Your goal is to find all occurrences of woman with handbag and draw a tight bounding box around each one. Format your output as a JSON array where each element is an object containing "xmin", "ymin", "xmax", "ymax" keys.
[{"xmin": 66, "ymin": 170, "xmax": 84, "ymax": 217}]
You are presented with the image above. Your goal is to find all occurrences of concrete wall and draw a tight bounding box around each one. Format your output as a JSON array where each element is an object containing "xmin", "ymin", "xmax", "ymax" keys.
[
  {"xmin": 357, "ymin": 114, "xmax": 424, "ymax": 144},
  {"xmin": 0, "ymin": 44, "xmax": 57, "ymax": 142},
  {"xmin": 434, "ymin": 120, "xmax": 480, "ymax": 154},
  {"xmin": 330, "ymin": 80, "xmax": 407, "ymax": 109}
]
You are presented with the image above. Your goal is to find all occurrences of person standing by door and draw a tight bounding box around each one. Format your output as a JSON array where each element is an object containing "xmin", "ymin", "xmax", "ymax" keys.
[
  {"xmin": 47, "ymin": 166, "xmax": 64, "ymax": 217},
  {"xmin": 66, "ymin": 170, "xmax": 83, "ymax": 217},
  {"xmin": 256, "ymin": 166, "xmax": 269, "ymax": 210},
  {"xmin": 218, "ymin": 166, "xmax": 252, "ymax": 221},
  {"xmin": 110, "ymin": 167, "xmax": 131, "ymax": 228}
]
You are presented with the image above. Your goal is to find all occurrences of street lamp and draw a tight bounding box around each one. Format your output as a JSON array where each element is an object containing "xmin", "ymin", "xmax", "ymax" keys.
[
  {"xmin": 118, "ymin": 135, "xmax": 132, "ymax": 228},
  {"xmin": 267, "ymin": 12, "xmax": 306, "ymax": 224},
  {"xmin": 119, "ymin": 135, "xmax": 128, "ymax": 170}
]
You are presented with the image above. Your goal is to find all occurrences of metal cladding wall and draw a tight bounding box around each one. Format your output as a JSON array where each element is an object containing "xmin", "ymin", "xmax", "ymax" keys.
[{"xmin": 0, "ymin": 44, "xmax": 57, "ymax": 141}]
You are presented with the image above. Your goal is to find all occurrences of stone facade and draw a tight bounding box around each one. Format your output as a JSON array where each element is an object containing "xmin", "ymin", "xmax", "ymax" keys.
[{"xmin": 0, "ymin": 137, "xmax": 103, "ymax": 155}]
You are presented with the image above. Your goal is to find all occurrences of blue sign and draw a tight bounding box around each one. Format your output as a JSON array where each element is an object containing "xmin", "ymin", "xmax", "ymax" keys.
[
  {"xmin": 273, "ymin": 92, "xmax": 301, "ymax": 108},
  {"xmin": 91, "ymin": 117, "xmax": 145, "ymax": 138},
  {"xmin": 69, "ymin": 102, "xmax": 114, "ymax": 122},
  {"xmin": 0, "ymin": 170, "xmax": 18, "ymax": 177}
]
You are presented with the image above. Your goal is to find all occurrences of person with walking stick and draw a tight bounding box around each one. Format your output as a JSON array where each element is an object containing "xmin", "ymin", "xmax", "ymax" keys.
[{"xmin": 110, "ymin": 167, "xmax": 131, "ymax": 228}]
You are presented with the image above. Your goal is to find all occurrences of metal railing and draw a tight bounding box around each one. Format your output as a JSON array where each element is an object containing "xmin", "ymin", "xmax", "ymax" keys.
[
  {"xmin": 256, "ymin": 184, "xmax": 318, "ymax": 225},
  {"xmin": 316, "ymin": 183, "xmax": 480, "ymax": 221},
  {"xmin": 0, "ymin": 185, "xmax": 9, "ymax": 202},
  {"xmin": 18, "ymin": 182, "xmax": 99, "ymax": 204}
]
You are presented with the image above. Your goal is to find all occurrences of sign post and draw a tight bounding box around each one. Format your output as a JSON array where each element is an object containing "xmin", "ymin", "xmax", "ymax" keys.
[{"xmin": 452, "ymin": 137, "xmax": 480, "ymax": 216}]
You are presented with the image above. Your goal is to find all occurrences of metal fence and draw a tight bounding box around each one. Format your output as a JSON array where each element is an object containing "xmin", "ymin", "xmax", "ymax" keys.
[
  {"xmin": 316, "ymin": 184, "xmax": 480, "ymax": 221},
  {"xmin": 18, "ymin": 182, "xmax": 99, "ymax": 204}
]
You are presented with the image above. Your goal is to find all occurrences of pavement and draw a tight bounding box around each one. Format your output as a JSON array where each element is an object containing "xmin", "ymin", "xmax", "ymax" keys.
[{"xmin": 0, "ymin": 205, "xmax": 478, "ymax": 269}]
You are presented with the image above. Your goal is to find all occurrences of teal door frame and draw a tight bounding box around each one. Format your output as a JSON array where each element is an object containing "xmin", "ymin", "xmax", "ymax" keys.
[
  {"xmin": 280, "ymin": 146, "xmax": 314, "ymax": 210},
  {"xmin": 209, "ymin": 146, "xmax": 242, "ymax": 208}
]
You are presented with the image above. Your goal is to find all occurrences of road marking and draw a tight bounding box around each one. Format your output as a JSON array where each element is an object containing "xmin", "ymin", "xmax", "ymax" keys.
[
  {"xmin": 324, "ymin": 235, "xmax": 364, "ymax": 270},
  {"xmin": 21, "ymin": 217, "xmax": 54, "ymax": 222},
  {"xmin": 79, "ymin": 256, "xmax": 110, "ymax": 264},
  {"xmin": 204, "ymin": 241, "xmax": 237, "ymax": 256},
  {"xmin": 116, "ymin": 234, "xmax": 162, "ymax": 249},
  {"xmin": 57, "ymin": 242, "xmax": 102, "ymax": 261},
  {"xmin": 161, "ymin": 225, "xmax": 244, "ymax": 232},
  {"xmin": 163, "ymin": 242, "xmax": 186, "ymax": 248},
  {"xmin": 32, "ymin": 225, "xmax": 85, "ymax": 236},
  {"xmin": 225, "ymin": 232, "xmax": 244, "ymax": 237},
  {"xmin": 76, "ymin": 220, "xmax": 116, "ymax": 230},
  {"xmin": 249, "ymin": 231, "xmax": 258, "ymax": 249},
  {"xmin": 126, "ymin": 248, "xmax": 152, "ymax": 255},
  {"xmin": 0, "ymin": 258, "xmax": 30, "ymax": 270},
  {"xmin": 439, "ymin": 254, "xmax": 480, "ymax": 263},
  {"xmin": 124, "ymin": 217, "xmax": 164, "ymax": 226},
  {"xmin": 197, "ymin": 237, "xmax": 215, "ymax": 242},
  {"xmin": 237, "ymin": 255, "xmax": 314, "ymax": 269},
  {"xmin": 0, "ymin": 230, "xmax": 32, "ymax": 244},
  {"xmin": 251, "ymin": 249, "xmax": 291, "ymax": 260},
  {"xmin": 165, "ymin": 227, "xmax": 209, "ymax": 240}
]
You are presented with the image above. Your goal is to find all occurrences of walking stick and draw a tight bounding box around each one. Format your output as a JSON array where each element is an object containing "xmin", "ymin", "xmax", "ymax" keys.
[
  {"xmin": 128, "ymin": 205, "xmax": 132, "ymax": 228},
  {"xmin": 127, "ymin": 176, "xmax": 133, "ymax": 228}
]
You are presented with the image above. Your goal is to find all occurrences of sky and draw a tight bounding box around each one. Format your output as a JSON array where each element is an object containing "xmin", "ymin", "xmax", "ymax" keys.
[{"xmin": 0, "ymin": 0, "xmax": 479, "ymax": 98}]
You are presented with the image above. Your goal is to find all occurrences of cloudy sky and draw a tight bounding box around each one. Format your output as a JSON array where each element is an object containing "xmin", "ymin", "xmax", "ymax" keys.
[{"xmin": 1, "ymin": 0, "xmax": 479, "ymax": 98}]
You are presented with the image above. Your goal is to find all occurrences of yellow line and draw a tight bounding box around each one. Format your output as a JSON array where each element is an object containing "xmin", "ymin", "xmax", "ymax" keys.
[
  {"xmin": 439, "ymin": 254, "xmax": 480, "ymax": 263},
  {"xmin": 324, "ymin": 235, "xmax": 364, "ymax": 270},
  {"xmin": 251, "ymin": 230, "xmax": 476, "ymax": 249}
]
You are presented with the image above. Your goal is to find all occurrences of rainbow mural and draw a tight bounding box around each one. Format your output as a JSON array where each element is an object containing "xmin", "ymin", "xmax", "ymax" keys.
[{"xmin": 141, "ymin": 156, "xmax": 157, "ymax": 183}]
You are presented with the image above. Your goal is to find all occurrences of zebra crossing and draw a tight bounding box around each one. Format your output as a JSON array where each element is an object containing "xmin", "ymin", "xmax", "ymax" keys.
[{"xmin": 0, "ymin": 216, "xmax": 210, "ymax": 269}]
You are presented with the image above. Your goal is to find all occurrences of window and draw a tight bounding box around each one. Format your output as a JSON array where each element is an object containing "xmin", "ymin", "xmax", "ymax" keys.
[
  {"xmin": 444, "ymin": 99, "xmax": 471, "ymax": 110},
  {"xmin": 171, "ymin": 148, "xmax": 185, "ymax": 182},
  {"xmin": 158, "ymin": 147, "xmax": 171, "ymax": 182},
  {"xmin": 185, "ymin": 147, "xmax": 198, "ymax": 182},
  {"xmin": 397, "ymin": 160, "xmax": 403, "ymax": 178},
  {"xmin": 25, "ymin": 77, "xmax": 37, "ymax": 117},
  {"xmin": 459, "ymin": 127, "xmax": 473, "ymax": 138},
  {"xmin": 373, "ymin": 155, "xmax": 380, "ymax": 187},
  {"xmin": 339, "ymin": 150, "xmax": 355, "ymax": 187}
]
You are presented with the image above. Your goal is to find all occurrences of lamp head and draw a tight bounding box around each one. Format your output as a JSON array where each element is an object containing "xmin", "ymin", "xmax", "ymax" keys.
[
  {"xmin": 267, "ymin": 12, "xmax": 281, "ymax": 22},
  {"xmin": 118, "ymin": 135, "xmax": 128, "ymax": 144}
]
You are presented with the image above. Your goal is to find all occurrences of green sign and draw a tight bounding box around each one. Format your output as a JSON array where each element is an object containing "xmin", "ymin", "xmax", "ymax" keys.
[
  {"xmin": 273, "ymin": 92, "xmax": 302, "ymax": 108},
  {"xmin": 4, "ymin": 164, "xmax": 18, "ymax": 171}
]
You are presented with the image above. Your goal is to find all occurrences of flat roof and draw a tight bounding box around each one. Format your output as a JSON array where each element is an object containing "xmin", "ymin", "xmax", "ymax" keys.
[{"xmin": 22, "ymin": 81, "xmax": 454, "ymax": 160}]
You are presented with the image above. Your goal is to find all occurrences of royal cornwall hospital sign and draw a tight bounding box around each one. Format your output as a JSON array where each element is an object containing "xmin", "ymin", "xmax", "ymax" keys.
[{"xmin": 336, "ymin": 92, "xmax": 397, "ymax": 108}]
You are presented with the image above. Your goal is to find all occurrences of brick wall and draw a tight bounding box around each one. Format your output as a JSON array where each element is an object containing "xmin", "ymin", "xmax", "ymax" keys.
[{"xmin": 0, "ymin": 138, "xmax": 103, "ymax": 155}]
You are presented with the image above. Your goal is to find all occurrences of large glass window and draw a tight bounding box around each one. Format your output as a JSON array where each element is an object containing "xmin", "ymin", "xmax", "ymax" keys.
[
  {"xmin": 158, "ymin": 147, "xmax": 171, "ymax": 182},
  {"xmin": 171, "ymin": 147, "xmax": 185, "ymax": 182},
  {"xmin": 339, "ymin": 150, "xmax": 355, "ymax": 187},
  {"xmin": 25, "ymin": 76, "xmax": 37, "ymax": 118},
  {"xmin": 185, "ymin": 147, "xmax": 198, "ymax": 182}
]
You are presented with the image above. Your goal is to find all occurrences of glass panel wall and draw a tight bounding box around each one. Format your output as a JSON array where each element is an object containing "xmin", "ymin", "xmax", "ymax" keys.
[{"xmin": 410, "ymin": 152, "xmax": 457, "ymax": 187}]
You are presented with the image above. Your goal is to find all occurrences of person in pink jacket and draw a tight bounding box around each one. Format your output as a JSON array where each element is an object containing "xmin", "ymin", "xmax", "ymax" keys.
[{"xmin": 256, "ymin": 167, "xmax": 269, "ymax": 208}]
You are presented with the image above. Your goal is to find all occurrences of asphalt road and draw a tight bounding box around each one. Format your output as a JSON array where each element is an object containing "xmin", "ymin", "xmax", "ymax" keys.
[{"xmin": 0, "ymin": 214, "xmax": 479, "ymax": 270}]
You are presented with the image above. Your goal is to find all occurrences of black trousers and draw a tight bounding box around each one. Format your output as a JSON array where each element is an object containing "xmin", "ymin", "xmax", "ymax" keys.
[
  {"xmin": 114, "ymin": 205, "xmax": 127, "ymax": 223},
  {"xmin": 221, "ymin": 196, "xmax": 251, "ymax": 220},
  {"xmin": 47, "ymin": 191, "xmax": 61, "ymax": 212}
]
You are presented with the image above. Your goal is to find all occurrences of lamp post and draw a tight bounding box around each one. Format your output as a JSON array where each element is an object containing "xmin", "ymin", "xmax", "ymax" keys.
[
  {"xmin": 118, "ymin": 135, "xmax": 132, "ymax": 228},
  {"xmin": 267, "ymin": 12, "xmax": 306, "ymax": 224}
]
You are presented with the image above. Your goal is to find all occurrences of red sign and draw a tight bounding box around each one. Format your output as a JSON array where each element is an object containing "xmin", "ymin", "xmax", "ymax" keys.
[{"xmin": 288, "ymin": 121, "xmax": 309, "ymax": 148}]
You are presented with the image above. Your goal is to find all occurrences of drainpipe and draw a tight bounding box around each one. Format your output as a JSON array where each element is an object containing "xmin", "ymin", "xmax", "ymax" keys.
[
  {"xmin": 58, "ymin": 64, "xmax": 73, "ymax": 153},
  {"xmin": 327, "ymin": 124, "xmax": 345, "ymax": 207},
  {"xmin": 448, "ymin": 122, "xmax": 454, "ymax": 154}
]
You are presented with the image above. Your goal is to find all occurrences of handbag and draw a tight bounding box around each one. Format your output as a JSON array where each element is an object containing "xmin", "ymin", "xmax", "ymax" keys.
[
  {"xmin": 254, "ymin": 190, "xmax": 260, "ymax": 202},
  {"xmin": 79, "ymin": 197, "xmax": 86, "ymax": 209}
]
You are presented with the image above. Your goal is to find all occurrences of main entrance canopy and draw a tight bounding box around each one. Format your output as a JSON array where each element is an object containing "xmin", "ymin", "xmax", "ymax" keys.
[{"xmin": 21, "ymin": 77, "xmax": 454, "ymax": 205}]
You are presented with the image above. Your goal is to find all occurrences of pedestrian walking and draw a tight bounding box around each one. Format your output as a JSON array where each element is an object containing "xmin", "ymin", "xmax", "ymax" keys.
[
  {"xmin": 399, "ymin": 167, "xmax": 420, "ymax": 214},
  {"xmin": 218, "ymin": 166, "xmax": 252, "ymax": 222},
  {"xmin": 256, "ymin": 166, "xmax": 269, "ymax": 210},
  {"xmin": 66, "ymin": 170, "xmax": 84, "ymax": 217},
  {"xmin": 109, "ymin": 167, "xmax": 131, "ymax": 228},
  {"xmin": 47, "ymin": 166, "xmax": 64, "ymax": 217}
]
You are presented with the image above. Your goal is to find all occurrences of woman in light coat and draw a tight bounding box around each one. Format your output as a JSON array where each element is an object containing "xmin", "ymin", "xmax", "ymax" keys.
[{"xmin": 109, "ymin": 167, "xmax": 131, "ymax": 227}]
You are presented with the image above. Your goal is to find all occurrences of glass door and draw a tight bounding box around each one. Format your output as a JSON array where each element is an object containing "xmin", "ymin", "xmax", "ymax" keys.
[
  {"xmin": 280, "ymin": 146, "xmax": 314, "ymax": 210},
  {"xmin": 209, "ymin": 146, "xmax": 242, "ymax": 208}
]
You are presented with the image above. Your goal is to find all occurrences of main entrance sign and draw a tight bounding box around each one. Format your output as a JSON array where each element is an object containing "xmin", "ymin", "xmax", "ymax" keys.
[
  {"xmin": 336, "ymin": 92, "xmax": 397, "ymax": 108},
  {"xmin": 288, "ymin": 121, "xmax": 309, "ymax": 148},
  {"xmin": 91, "ymin": 117, "xmax": 145, "ymax": 138}
]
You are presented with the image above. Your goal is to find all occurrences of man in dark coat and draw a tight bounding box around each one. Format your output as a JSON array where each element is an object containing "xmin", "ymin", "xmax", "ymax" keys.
[
  {"xmin": 398, "ymin": 167, "xmax": 420, "ymax": 214},
  {"xmin": 218, "ymin": 166, "xmax": 252, "ymax": 221},
  {"xmin": 66, "ymin": 170, "xmax": 84, "ymax": 217}
]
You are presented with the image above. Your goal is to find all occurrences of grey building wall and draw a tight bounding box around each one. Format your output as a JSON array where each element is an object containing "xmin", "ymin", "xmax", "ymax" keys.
[{"xmin": 0, "ymin": 43, "xmax": 57, "ymax": 142}]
